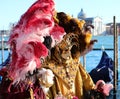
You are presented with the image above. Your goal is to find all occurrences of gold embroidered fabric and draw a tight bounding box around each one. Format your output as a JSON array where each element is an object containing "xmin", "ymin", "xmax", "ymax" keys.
[{"xmin": 42, "ymin": 59, "xmax": 95, "ymax": 99}]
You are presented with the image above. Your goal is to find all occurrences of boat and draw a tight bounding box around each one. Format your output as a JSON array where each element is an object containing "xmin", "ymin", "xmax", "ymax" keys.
[
  {"xmin": 89, "ymin": 50, "xmax": 114, "ymax": 84},
  {"xmin": 0, "ymin": 52, "xmax": 11, "ymax": 83},
  {"xmin": 0, "ymin": 52, "xmax": 11, "ymax": 68},
  {"xmin": 89, "ymin": 50, "xmax": 120, "ymax": 99}
]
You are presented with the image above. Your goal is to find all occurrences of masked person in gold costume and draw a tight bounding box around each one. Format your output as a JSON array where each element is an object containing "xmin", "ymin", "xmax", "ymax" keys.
[{"xmin": 40, "ymin": 12, "xmax": 99, "ymax": 99}]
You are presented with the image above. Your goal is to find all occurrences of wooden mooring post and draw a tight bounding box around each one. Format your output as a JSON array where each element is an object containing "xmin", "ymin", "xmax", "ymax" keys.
[
  {"xmin": 113, "ymin": 16, "xmax": 118, "ymax": 99},
  {"xmin": 83, "ymin": 55, "xmax": 86, "ymax": 69},
  {"xmin": 1, "ymin": 30, "xmax": 5, "ymax": 64}
]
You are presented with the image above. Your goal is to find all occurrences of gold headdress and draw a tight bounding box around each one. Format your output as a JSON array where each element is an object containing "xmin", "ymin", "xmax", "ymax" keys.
[{"xmin": 53, "ymin": 12, "xmax": 97, "ymax": 60}]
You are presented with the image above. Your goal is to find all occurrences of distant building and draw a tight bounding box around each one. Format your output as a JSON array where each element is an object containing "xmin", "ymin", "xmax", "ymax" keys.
[
  {"xmin": 78, "ymin": 8, "xmax": 86, "ymax": 20},
  {"xmin": 77, "ymin": 9, "xmax": 106, "ymax": 36},
  {"xmin": 0, "ymin": 30, "xmax": 10, "ymax": 37},
  {"xmin": 106, "ymin": 23, "xmax": 120, "ymax": 35},
  {"xmin": 0, "ymin": 30, "xmax": 10, "ymax": 49}
]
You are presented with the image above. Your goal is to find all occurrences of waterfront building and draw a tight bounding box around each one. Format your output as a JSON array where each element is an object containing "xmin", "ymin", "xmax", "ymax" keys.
[
  {"xmin": 0, "ymin": 30, "xmax": 10, "ymax": 49},
  {"xmin": 106, "ymin": 23, "xmax": 120, "ymax": 35}
]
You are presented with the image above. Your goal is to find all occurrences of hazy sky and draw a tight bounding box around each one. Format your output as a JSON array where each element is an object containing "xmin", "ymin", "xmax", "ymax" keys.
[{"xmin": 0, "ymin": 0, "xmax": 120, "ymax": 30}]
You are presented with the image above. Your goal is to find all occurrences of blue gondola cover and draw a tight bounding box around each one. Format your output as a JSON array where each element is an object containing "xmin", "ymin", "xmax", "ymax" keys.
[
  {"xmin": 0, "ymin": 53, "xmax": 11, "ymax": 82},
  {"xmin": 89, "ymin": 51, "xmax": 114, "ymax": 84},
  {"xmin": 0, "ymin": 53, "xmax": 11, "ymax": 68}
]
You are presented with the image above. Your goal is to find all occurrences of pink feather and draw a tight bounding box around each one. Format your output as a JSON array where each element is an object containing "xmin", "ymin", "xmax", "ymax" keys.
[{"xmin": 8, "ymin": 0, "xmax": 65, "ymax": 83}]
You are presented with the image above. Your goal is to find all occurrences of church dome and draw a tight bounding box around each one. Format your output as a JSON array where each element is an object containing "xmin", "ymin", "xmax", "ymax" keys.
[{"xmin": 78, "ymin": 8, "xmax": 86, "ymax": 20}]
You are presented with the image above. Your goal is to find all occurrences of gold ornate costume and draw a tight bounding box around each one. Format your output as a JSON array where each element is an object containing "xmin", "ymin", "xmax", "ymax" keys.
[
  {"xmin": 42, "ymin": 33, "xmax": 96, "ymax": 99},
  {"xmin": 41, "ymin": 12, "xmax": 97, "ymax": 99},
  {"xmin": 43, "ymin": 58, "xmax": 95, "ymax": 99}
]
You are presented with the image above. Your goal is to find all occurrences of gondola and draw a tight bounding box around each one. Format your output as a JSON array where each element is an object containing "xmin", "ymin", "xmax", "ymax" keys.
[
  {"xmin": 89, "ymin": 50, "xmax": 114, "ymax": 84},
  {"xmin": 0, "ymin": 53, "xmax": 11, "ymax": 68},
  {"xmin": 0, "ymin": 53, "xmax": 11, "ymax": 82}
]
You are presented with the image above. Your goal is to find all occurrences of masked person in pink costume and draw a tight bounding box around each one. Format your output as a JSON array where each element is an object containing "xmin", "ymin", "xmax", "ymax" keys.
[{"xmin": 0, "ymin": 0, "xmax": 65, "ymax": 99}]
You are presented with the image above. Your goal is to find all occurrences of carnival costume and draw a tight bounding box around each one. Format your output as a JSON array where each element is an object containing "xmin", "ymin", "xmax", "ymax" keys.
[
  {"xmin": 41, "ymin": 12, "xmax": 98, "ymax": 99},
  {"xmin": 0, "ymin": 0, "xmax": 65, "ymax": 99}
]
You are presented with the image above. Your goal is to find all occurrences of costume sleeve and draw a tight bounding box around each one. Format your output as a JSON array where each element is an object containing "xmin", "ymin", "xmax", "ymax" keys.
[{"xmin": 79, "ymin": 63, "xmax": 95, "ymax": 91}]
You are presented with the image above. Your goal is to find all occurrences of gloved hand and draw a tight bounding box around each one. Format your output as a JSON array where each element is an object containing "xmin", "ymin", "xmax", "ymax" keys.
[{"xmin": 95, "ymin": 80, "xmax": 113, "ymax": 96}]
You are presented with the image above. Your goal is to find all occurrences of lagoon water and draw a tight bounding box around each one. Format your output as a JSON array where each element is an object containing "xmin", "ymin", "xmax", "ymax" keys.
[{"xmin": 85, "ymin": 35, "xmax": 119, "ymax": 72}]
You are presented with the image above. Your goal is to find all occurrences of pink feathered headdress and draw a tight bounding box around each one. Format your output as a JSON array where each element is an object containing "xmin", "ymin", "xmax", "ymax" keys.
[{"xmin": 8, "ymin": 0, "xmax": 65, "ymax": 84}]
